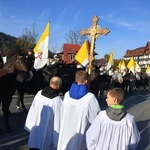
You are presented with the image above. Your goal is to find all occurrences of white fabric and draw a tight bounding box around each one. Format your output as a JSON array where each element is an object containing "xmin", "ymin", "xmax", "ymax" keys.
[
  {"xmin": 86, "ymin": 110, "xmax": 140, "ymax": 150},
  {"xmin": 2, "ymin": 56, "xmax": 7, "ymax": 63},
  {"xmin": 121, "ymin": 66, "xmax": 126, "ymax": 73},
  {"xmin": 135, "ymin": 72, "xmax": 141, "ymax": 81},
  {"xmin": 34, "ymin": 36, "xmax": 49, "ymax": 70},
  {"xmin": 108, "ymin": 70, "xmax": 114, "ymax": 76},
  {"xmin": 57, "ymin": 92, "xmax": 101, "ymax": 150},
  {"xmin": 122, "ymin": 70, "xmax": 127, "ymax": 76},
  {"xmin": 24, "ymin": 90, "xmax": 62, "ymax": 150},
  {"xmin": 112, "ymin": 72, "xmax": 123, "ymax": 83},
  {"xmin": 105, "ymin": 63, "xmax": 111, "ymax": 71}
]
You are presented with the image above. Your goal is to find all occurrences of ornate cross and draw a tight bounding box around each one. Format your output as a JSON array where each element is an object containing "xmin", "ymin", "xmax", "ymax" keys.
[{"xmin": 80, "ymin": 16, "xmax": 110, "ymax": 74}]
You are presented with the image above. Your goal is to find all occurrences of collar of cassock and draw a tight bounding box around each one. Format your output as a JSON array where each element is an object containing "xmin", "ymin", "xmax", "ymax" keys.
[
  {"xmin": 106, "ymin": 104, "xmax": 127, "ymax": 121},
  {"xmin": 69, "ymin": 83, "xmax": 89, "ymax": 100},
  {"xmin": 41, "ymin": 86, "xmax": 60, "ymax": 99}
]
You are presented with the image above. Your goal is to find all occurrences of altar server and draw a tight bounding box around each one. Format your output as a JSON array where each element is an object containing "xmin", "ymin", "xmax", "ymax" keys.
[
  {"xmin": 24, "ymin": 76, "xmax": 62, "ymax": 150},
  {"xmin": 86, "ymin": 88, "xmax": 140, "ymax": 150},
  {"xmin": 57, "ymin": 70, "xmax": 101, "ymax": 150}
]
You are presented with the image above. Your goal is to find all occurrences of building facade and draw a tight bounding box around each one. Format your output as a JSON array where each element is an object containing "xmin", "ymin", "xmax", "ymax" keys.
[
  {"xmin": 124, "ymin": 42, "xmax": 150, "ymax": 68},
  {"xmin": 62, "ymin": 43, "xmax": 81, "ymax": 64},
  {"xmin": 61, "ymin": 41, "xmax": 98, "ymax": 64}
]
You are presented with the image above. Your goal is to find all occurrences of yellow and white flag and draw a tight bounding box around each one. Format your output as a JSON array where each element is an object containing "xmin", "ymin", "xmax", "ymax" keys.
[
  {"xmin": 117, "ymin": 60, "xmax": 122, "ymax": 72},
  {"xmin": 75, "ymin": 41, "xmax": 89, "ymax": 67},
  {"xmin": 105, "ymin": 50, "xmax": 114, "ymax": 70},
  {"xmin": 135, "ymin": 62, "xmax": 141, "ymax": 72},
  {"xmin": 120, "ymin": 60, "xmax": 126, "ymax": 72},
  {"xmin": 146, "ymin": 65, "xmax": 150, "ymax": 75},
  {"xmin": 33, "ymin": 22, "xmax": 50, "ymax": 70},
  {"xmin": 118, "ymin": 60, "xmax": 121, "ymax": 69},
  {"xmin": 127, "ymin": 57, "xmax": 135, "ymax": 74}
]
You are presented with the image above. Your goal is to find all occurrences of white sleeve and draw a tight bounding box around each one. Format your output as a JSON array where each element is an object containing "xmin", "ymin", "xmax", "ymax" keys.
[
  {"xmin": 88, "ymin": 94, "xmax": 101, "ymax": 123},
  {"xmin": 24, "ymin": 91, "xmax": 40, "ymax": 132},
  {"xmin": 53, "ymin": 97, "xmax": 62, "ymax": 148},
  {"xmin": 130, "ymin": 117, "xmax": 141, "ymax": 149},
  {"xmin": 86, "ymin": 114, "xmax": 101, "ymax": 150}
]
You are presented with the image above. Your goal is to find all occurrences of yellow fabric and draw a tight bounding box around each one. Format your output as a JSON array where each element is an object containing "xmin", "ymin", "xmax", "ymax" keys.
[
  {"xmin": 146, "ymin": 65, "xmax": 150, "ymax": 74},
  {"xmin": 121, "ymin": 60, "xmax": 126, "ymax": 68},
  {"xmin": 127, "ymin": 57, "xmax": 134, "ymax": 69},
  {"xmin": 127, "ymin": 57, "xmax": 135, "ymax": 74},
  {"xmin": 75, "ymin": 41, "xmax": 89, "ymax": 66},
  {"xmin": 108, "ymin": 50, "xmax": 114, "ymax": 65},
  {"xmin": 34, "ymin": 22, "xmax": 50, "ymax": 53},
  {"xmin": 118, "ymin": 60, "xmax": 121, "ymax": 69}
]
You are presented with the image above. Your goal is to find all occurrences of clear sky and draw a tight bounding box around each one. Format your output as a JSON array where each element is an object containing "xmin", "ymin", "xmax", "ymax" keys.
[{"xmin": 0, "ymin": 0, "xmax": 150, "ymax": 59}]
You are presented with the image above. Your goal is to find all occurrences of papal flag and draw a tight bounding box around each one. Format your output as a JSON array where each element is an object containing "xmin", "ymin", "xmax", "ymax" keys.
[
  {"xmin": 120, "ymin": 60, "xmax": 126, "ymax": 72},
  {"xmin": 135, "ymin": 62, "xmax": 141, "ymax": 72},
  {"xmin": 75, "ymin": 41, "xmax": 89, "ymax": 67},
  {"xmin": 33, "ymin": 22, "xmax": 50, "ymax": 70},
  {"xmin": 127, "ymin": 57, "xmax": 135, "ymax": 74},
  {"xmin": 118, "ymin": 60, "xmax": 121, "ymax": 71},
  {"xmin": 146, "ymin": 65, "xmax": 150, "ymax": 75},
  {"xmin": 105, "ymin": 50, "xmax": 114, "ymax": 70}
]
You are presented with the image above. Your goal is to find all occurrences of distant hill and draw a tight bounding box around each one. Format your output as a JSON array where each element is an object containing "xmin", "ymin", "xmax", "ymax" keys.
[{"xmin": 0, "ymin": 32, "xmax": 18, "ymax": 57}]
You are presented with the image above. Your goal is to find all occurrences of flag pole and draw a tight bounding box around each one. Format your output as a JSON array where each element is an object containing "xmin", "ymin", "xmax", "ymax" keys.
[{"xmin": 88, "ymin": 37, "xmax": 95, "ymax": 75}]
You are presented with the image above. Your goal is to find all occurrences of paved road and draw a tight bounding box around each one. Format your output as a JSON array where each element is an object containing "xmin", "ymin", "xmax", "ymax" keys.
[
  {"xmin": 0, "ymin": 95, "xmax": 33, "ymax": 150},
  {"xmin": 0, "ymin": 91, "xmax": 150, "ymax": 150}
]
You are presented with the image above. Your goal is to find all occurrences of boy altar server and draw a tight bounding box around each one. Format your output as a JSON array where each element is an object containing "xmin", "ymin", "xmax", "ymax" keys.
[
  {"xmin": 86, "ymin": 88, "xmax": 140, "ymax": 150},
  {"xmin": 57, "ymin": 70, "xmax": 101, "ymax": 150}
]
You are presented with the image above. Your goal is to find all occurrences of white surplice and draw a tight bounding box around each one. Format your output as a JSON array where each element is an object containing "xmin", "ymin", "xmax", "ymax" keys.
[
  {"xmin": 86, "ymin": 110, "xmax": 141, "ymax": 150},
  {"xmin": 24, "ymin": 90, "xmax": 62, "ymax": 150},
  {"xmin": 57, "ymin": 92, "xmax": 101, "ymax": 150}
]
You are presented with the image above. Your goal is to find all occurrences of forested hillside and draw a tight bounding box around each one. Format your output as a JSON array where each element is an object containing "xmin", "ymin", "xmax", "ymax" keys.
[
  {"xmin": 0, "ymin": 32, "xmax": 18, "ymax": 58},
  {"xmin": 0, "ymin": 32, "xmax": 35, "ymax": 58}
]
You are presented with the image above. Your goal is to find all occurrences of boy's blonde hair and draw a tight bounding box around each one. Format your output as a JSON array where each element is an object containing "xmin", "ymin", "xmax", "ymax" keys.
[
  {"xmin": 107, "ymin": 88, "xmax": 125, "ymax": 104},
  {"xmin": 75, "ymin": 70, "xmax": 88, "ymax": 84}
]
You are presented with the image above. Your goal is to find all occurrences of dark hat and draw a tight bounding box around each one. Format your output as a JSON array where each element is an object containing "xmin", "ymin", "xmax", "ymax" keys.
[{"xmin": 27, "ymin": 48, "xmax": 33, "ymax": 52}]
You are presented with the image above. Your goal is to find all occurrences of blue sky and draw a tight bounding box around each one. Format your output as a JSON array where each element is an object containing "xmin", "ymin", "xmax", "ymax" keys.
[{"xmin": 0, "ymin": 0, "xmax": 150, "ymax": 59}]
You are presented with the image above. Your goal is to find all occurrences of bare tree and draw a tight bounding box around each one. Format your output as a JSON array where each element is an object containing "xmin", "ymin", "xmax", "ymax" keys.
[
  {"xmin": 104, "ymin": 54, "xmax": 109, "ymax": 60},
  {"xmin": 65, "ymin": 28, "xmax": 87, "ymax": 45},
  {"xmin": 51, "ymin": 42, "xmax": 62, "ymax": 53},
  {"xmin": 16, "ymin": 22, "xmax": 38, "ymax": 52}
]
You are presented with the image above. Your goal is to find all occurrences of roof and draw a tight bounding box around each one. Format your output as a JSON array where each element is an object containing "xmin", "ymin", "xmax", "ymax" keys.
[
  {"xmin": 63, "ymin": 44, "xmax": 81, "ymax": 54},
  {"xmin": 124, "ymin": 42, "xmax": 150, "ymax": 57},
  {"xmin": 62, "ymin": 41, "xmax": 98, "ymax": 55},
  {"xmin": 145, "ymin": 42, "xmax": 150, "ymax": 54}
]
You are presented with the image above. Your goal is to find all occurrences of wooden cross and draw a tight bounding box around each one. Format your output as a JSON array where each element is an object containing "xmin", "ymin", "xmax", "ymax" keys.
[{"xmin": 80, "ymin": 16, "xmax": 110, "ymax": 74}]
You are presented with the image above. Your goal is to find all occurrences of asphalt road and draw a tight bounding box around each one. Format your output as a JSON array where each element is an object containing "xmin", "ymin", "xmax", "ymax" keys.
[{"xmin": 0, "ymin": 90, "xmax": 150, "ymax": 150}]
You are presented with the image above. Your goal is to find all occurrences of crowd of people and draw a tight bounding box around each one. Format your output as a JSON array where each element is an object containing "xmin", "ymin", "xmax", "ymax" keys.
[
  {"xmin": 98, "ymin": 65, "xmax": 150, "ymax": 93},
  {"xmin": 0, "ymin": 50, "xmax": 142, "ymax": 149},
  {"xmin": 24, "ymin": 70, "xmax": 140, "ymax": 150}
]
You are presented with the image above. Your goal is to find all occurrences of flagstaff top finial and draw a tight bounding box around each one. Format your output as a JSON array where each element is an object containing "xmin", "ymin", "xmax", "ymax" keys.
[
  {"xmin": 80, "ymin": 16, "xmax": 110, "ymax": 39},
  {"xmin": 92, "ymin": 16, "xmax": 99, "ymax": 26}
]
